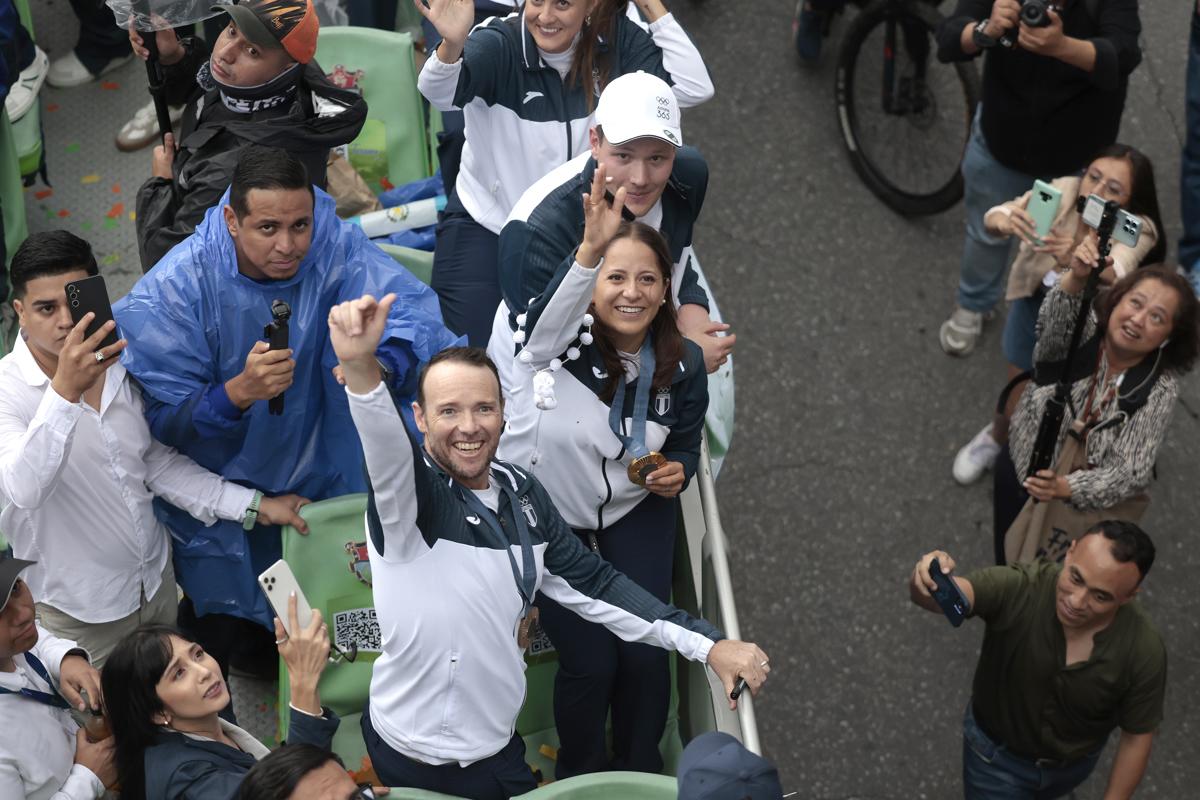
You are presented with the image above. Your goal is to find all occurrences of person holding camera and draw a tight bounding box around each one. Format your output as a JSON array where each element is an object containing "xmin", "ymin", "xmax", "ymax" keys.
[
  {"xmin": 496, "ymin": 174, "xmax": 708, "ymax": 777},
  {"xmin": 994, "ymin": 256, "xmax": 1198, "ymax": 566},
  {"xmin": 952, "ymin": 143, "xmax": 1165, "ymax": 486},
  {"xmin": 909, "ymin": 521, "xmax": 1165, "ymax": 800},
  {"xmin": 935, "ymin": 0, "xmax": 1143, "ymax": 357}
]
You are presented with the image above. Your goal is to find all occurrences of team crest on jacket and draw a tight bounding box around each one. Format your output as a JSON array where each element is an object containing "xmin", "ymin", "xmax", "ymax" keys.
[
  {"xmin": 519, "ymin": 495, "xmax": 538, "ymax": 527},
  {"xmin": 654, "ymin": 387, "xmax": 671, "ymax": 416}
]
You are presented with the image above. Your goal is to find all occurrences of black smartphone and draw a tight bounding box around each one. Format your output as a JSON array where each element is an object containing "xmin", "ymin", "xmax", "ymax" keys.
[
  {"xmin": 928, "ymin": 558, "xmax": 969, "ymax": 628},
  {"xmin": 64, "ymin": 275, "xmax": 119, "ymax": 349}
]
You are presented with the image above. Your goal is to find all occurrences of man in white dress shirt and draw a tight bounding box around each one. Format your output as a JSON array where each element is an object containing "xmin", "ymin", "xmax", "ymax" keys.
[{"xmin": 0, "ymin": 231, "xmax": 310, "ymax": 665}]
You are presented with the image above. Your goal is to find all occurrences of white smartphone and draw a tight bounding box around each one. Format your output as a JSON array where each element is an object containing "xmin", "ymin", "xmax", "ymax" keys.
[{"xmin": 258, "ymin": 559, "xmax": 314, "ymax": 636}]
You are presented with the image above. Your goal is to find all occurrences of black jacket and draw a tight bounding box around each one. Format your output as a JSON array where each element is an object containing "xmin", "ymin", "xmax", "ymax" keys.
[
  {"xmin": 937, "ymin": 0, "xmax": 1141, "ymax": 177},
  {"xmin": 135, "ymin": 38, "xmax": 367, "ymax": 272}
]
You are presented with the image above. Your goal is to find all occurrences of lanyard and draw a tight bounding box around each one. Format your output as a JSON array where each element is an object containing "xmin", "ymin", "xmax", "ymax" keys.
[
  {"xmin": 607, "ymin": 336, "xmax": 656, "ymax": 460},
  {"xmin": 0, "ymin": 652, "xmax": 71, "ymax": 709},
  {"xmin": 458, "ymin": 481, "xmax": 537, "ymax": 618}
]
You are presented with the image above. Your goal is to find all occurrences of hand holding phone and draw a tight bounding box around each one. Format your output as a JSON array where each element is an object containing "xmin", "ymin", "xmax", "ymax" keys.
[
  {"xmin": 50, "ymin": 313, "xmax": 127, "ymax": 403},
  {"xmin": 928, "ymin": 557, "xmax": 970, "ymax": 627}
]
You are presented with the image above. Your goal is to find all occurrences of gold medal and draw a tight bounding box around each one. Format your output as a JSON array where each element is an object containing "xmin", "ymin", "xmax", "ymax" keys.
[{"xmin": 628, "ymin": 451, "xmax": 667, "ymax": 486}]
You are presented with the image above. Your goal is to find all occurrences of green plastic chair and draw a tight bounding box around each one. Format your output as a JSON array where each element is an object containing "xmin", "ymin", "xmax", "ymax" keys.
[
  {"xmin": 378, "ymin": 243, "xmax": 433, "ymax": 287},
  {"xmin": 314, "ymin": 27, "xmax": 432, "ymax": 194}
]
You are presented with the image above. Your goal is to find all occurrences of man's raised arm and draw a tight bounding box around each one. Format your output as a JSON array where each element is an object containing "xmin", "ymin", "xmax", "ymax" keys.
[{"xmin": 909, "ymin": 550, "xmax": 976, "ymax": 614}]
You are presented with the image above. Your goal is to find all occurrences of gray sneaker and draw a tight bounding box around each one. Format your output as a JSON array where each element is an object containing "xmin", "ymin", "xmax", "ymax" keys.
[{"xmin": 939, "ymin": 306, "xmax": 984, "ymax": 356}]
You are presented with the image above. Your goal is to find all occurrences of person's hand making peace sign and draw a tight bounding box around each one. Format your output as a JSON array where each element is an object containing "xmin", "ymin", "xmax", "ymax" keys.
[{"xmin": 576, "ymin": 163, "xmax": 628, "ymax": 270}]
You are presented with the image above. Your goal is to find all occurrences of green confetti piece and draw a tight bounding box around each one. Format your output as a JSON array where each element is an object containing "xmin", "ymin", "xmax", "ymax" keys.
[
  {"xmin": 81, "ymin": 221, "xmax": 92, "ymax": 231},
  {"xmin": 102, "ymin": 253, "xmax": 120, "ymax": 266},
  {"xmin": 103, "ymin": 217, "xmax": 118, "ymax": 230},
  {"xmin": 65, "ymin": 143, "xmax": 80, "ymax": 153}
]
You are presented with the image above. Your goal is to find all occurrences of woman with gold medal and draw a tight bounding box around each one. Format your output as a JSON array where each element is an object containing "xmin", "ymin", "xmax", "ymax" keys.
[{"xmin": 497, "ymin": 167, "xmax": 709, "ymax": 778}]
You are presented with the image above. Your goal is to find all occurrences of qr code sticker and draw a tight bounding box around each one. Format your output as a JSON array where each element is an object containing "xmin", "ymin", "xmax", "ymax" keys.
[
  {"xmin": 333, "ymin": 608, "xmax": 381, "ymax": 653},
  {"xmin": 527, "ymin": 625, "xmax": 556, "ymax": 657}
]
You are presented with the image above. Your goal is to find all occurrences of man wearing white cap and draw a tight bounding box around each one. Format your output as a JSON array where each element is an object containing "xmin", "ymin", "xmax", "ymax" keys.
[{"xmin": 493, "ymin": 70, "xmax": 735, "ymax": 378}]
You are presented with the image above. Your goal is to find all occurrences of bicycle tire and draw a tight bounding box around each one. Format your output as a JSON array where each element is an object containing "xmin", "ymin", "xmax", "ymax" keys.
[{"xmin": 834, "ymin": 0, "xmax": 980, "ymax": 216}]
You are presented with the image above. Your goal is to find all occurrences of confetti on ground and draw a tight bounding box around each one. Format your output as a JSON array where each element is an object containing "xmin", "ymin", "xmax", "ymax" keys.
[
  {"xmin": 380, "ymin": 177, "xmax": 395, "ymax": 191},
  {"xmin": 111, "ymin": 184, "xmax": 121, "ymax": 194},
  {"xmin": 106, "ymin": 203, "xmax": 125, "ymax": 219},
  {"xmin": 34, "ymin": 189, "xmax": 52, "ymax": 200},
  {"xmin": 81, "ymin": 221, "xmax": 92, "ymax": 231},
  {"xmin": 128, "ymin": 211, "xmax": 136, "ymax": 221},
  {"xmin": 45, "ymin": 103, "xmax": 58, "ymax": 112},
  {"xmin": 103, "ymin": 218, "xmax": 119, "ymax": 230},
  {"xmin": 65, "ymin": 143, "xmax": 80, "ymax": 153},
  {"xmin": 81, "ymin": 174, "xmax": 100, "ymax": 185},
  {"xmin": 57, "ymin": 209, "xmax": 70, "ymax": 218},
  {"xmin": 102, "ymin": 253, "xmax": 120, "ymax": 266},
  {"xmin": 101, "ymin": 81, "xmax": 119, "ymax": 90}
]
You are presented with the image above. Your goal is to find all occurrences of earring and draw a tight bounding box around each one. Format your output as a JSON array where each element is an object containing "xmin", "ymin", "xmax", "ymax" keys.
[{"xmin": 585, "ymin": 14, "xmax": 591, "ymax": 25}]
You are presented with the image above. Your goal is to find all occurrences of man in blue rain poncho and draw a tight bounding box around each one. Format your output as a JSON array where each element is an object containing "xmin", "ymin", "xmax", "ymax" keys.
[{"xmin": 116, "ymin": 145, "xmax": 460, "ymax": 676}]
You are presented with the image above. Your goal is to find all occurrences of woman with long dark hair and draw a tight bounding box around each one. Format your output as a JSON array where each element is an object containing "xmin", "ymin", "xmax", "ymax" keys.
[
  {"xmin": 497, "ymin": 176, "xmax": 707, "ymax": 777},
  {"xmin": 996, "ymin": 261, "xmax": 1199, "ymax": 565},
  {"xmin": 101, "ymin": 597, "xmax": 336, "ymax": 800},
  {"xmin": 414, "ymin": 0, "xmax": 713, "ymax": 345},
  {"xmin": 953, "ymin": 143, "xmax": 1167, "ymax": 486}
]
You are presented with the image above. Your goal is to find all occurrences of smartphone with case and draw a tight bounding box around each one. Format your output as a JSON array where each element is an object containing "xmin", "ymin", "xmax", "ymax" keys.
[
  {"xmin": 1079, "ymin": 193, "xmax": 1142, "ymax": 249},
  {"xmin": 258, "ymin": 559, "xmax": 314, "ymax": 636},
  {"xmin": 1026, "ymin": 180, "xmax": 1062, "ymax": 245},
  {"xmin": 64, "ymin": 275, "xmax": 118, "ymax": 349},
  {"xmin": 929, "ymin": 558, "xmax": 969, "ymax": 628}
]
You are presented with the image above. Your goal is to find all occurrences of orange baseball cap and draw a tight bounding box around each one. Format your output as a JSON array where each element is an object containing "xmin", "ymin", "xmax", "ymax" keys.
[{"xmin": 212, "ymin": 0, "xmax": 319, "ymax": 65}]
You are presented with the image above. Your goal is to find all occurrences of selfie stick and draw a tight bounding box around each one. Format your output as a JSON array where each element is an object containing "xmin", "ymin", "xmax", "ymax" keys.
[
  {"xmin": 265, "ymin": 300, "xmax": 291, "ymax": 416},
  {"xmin": 131, "ymin": 1, "xmax": 175, "ymax": 143},
  {"xmin": 1025, "ymin": 198, "xmax": 1119, "ymax": 479}
]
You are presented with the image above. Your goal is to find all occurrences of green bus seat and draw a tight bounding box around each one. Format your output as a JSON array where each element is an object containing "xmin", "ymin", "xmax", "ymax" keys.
[
  {"xmin": 314, "ymin": 27, "xmax": 433, "ymax": 194},
  {"xmin": 378, "ymin": 243, "xmax": 433, "ymax": 287},
  {"xmin": 11, "ymin": 0, "xmax": 41, "ymax": 182}
]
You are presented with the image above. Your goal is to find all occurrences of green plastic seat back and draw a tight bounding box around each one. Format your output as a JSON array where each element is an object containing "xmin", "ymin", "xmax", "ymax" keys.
[
  {"xmin": 378, "ymin": 243, "xmax": 433, "ymax": 286},
  {"xmin": 314, "ymin": 27, "xmax": 432, "ymax": 193},
  {"xmin": 278, "ymin": 495, "xmax": 376, "ymax": 764},
  {"xmin": 518, "ymin": 772, "xmax": 678, "ymax": 798},
  {"xmin": 1, "ymin": 110, "xmax": 28, "ymax": 347}
]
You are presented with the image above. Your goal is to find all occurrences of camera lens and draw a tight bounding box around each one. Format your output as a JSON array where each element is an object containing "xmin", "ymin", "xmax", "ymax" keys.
[{"xmin": 71, "ymin": 299, "xmax": 79, "ymax": 307}]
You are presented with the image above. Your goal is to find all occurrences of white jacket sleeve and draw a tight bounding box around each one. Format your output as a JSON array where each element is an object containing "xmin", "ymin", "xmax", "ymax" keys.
[
  {"xmin": 417, "ymin": 47, "xmax": 464, "ymax": 112},
  {"xmin": 520, "ymin": 260, "xmax": 600, "ymax": 366},
  {"xmin": 644, "ymin": 13, "xmax": 714, "ymax": 107}
]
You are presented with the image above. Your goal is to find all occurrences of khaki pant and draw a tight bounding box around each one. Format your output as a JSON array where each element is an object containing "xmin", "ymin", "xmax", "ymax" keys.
[{"xmin": 36, "ymin": 558, "xmax": 178, "ymax": 668}]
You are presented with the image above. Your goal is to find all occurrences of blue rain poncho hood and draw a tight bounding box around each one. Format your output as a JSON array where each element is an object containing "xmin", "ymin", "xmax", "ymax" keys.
[{"xmin": 116, "ymin": 187, "xmax": 460, "ymax": 625}]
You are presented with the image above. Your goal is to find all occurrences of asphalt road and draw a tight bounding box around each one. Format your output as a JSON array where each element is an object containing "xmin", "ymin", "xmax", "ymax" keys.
[{"xmin": 671, "ymin": 2, "xmax": 1199, "ymax": 798}]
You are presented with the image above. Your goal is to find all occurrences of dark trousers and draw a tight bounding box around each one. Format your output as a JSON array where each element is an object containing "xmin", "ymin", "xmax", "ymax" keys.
[
  {"xmin": 535, "ymin": 493, "xmax": 678, "ymax": 779},
  {"xmin": 361, "ymin": 702, "xmax": 538, "ymax": 800},
  {"xmin": 431, "ymin": 194, "xmax": 501, "ymax": 346},
  {"xmin": 68, "ymin": 0, "xmax": 130, "ymax": 73},
  {"xmin": 993, "ymin": 445, "xmax": 1030, "ymax": 566}
]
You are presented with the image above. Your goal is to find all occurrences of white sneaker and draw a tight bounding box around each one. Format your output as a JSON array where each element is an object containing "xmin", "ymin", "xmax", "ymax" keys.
[
  {"xmin": 47, "ymin": 51, "xmax": 132, "ymax": 88},
  {"xmin": 953, "ymin": 423, "xmax": 1001, "ymax": 485},
  {"xmin": 5, "ymin": 47, "xmax": 48, "ymax": 122},
  {"xmin": 939, "ymin": 306, "xmax": 984, "ymax": 356},
  {"xmin": 116, "ymin": 99, "xmax": 185, "ymax": 152}
]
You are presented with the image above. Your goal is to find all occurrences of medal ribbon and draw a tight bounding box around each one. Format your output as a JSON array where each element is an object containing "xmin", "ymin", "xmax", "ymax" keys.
[
  {"xmin": 0, "ymin": 651, "xmax": 71, "ymax": 709},
  {"xmin": 607, "ymin": 336, "xmax": 656, "ymax": 460},
  {"xmin": 458, "ymin": 480, "xmax": 537, "ymax": 619}
]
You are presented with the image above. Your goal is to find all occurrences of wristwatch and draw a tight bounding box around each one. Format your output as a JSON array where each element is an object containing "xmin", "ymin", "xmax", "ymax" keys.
[
  {"xmin": 972, "ymin": 19, "xmax": 997, "ymax": 49},
  {"xmin": 242, "ymin": 490, "xmax": 264, "ymax": 531}
]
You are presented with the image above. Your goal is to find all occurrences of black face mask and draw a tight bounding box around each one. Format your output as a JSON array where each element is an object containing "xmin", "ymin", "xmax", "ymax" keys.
[{"xmin": 196, "ymin": 60, "xmax": 302, "ymax": 114}]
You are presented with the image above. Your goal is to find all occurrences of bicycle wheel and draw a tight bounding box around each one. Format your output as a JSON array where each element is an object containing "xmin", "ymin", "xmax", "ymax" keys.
[{"xmin": 834, "ymin": 0, "xmax": 980, "ymax": 216}]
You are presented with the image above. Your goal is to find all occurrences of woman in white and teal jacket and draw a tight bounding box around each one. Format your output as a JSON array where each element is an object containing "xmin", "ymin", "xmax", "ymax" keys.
[
  {"xmin": 497, "ymin": 179, "xmax": 707, "ymax": 778},
  {"xmin": 415, "ymin": 0, "xmax": 713, "ymax": 345}
]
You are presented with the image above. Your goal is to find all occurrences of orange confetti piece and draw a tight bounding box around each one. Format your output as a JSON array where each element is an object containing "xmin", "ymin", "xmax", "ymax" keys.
[
  {"xmin": 45, "ymin": 103, "xmax": 59, "ymax": 112},
  {"xmin": 81, "ymin": 174, "xmax": 100, "ymax": 185},
  {"xmin": 34, "ymin": 189, "xmax": 52, "ymax": 200},
  {"xmin": 106, "ymin": 203, "xmax": 125, "ymax": 219},
  {"xmin": 111, "ymin": 184, "xmax": 121, "ymax": 194},
  {"xmin": 380, "ymin": 177, "xmax": 395, "ymax": 191},
  {"xmin": 101, "ymin": 81, "xmax": 119, "ymax": 90},
  {"xmin": 57, "ymin": 209, "xmax": 70, "ymax": 218}
]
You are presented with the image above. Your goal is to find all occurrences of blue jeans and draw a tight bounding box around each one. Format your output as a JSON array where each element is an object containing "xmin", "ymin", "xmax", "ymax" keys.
[
  {"xmin": 957, "ymin": 110, "xmax": 1039, "ymax": 313},
  {"xmin": 1179, "ymin": 7, "xmax": 1200, "ymax": 292},
  {"xmin": 962, "ymin": 703, "xmax": 1102, "ymax": 800},
  {"xmin": 1000, "ymin": 292, "xmax": 1045, "ymax": 372}
]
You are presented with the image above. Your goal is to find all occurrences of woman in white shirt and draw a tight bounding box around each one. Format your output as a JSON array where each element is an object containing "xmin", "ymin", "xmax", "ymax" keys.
[{"xmin": 415, "ymin": 0, "xmax": 714, "ymax": 345}]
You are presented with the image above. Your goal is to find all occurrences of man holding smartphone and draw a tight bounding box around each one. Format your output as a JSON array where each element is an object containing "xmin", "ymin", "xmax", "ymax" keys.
[
  {"xmin": 908, "ymin": 521, "xmax": 1165, "ymax": 799},
  {"xmin": 934, "ymin": 0, "xmax": 1142, "ymax": 357},
  {"xmin": 0, "ymin": 231, "xmax": 310, "ymax": 666}
]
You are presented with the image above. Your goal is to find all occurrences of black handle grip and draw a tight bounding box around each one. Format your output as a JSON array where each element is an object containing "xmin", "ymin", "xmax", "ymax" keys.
[{"xmin": 265, "ymin": 319, "xmax": 288, "ymax": 416}]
